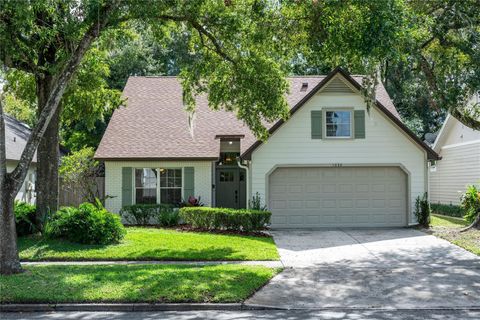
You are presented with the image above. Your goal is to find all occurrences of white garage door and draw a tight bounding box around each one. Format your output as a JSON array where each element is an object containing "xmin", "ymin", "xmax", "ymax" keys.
[{"xmin": 269, "ymin": 167, "xmax": 407, "ymax": 228}]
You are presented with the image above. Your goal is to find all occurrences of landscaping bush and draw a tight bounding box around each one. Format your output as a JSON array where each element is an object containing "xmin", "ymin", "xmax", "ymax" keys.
[
  {"xmin": 249, "ymin": 192, "xmax": 268, "ymax": 211},
  {"xmin": 14, "ymin": 201, "xmax": 37, "ymax": 236},
  {"xmin": 414, "ymin": 192, "xmax": 431, "ymax": 228},
  {"xmin": 179, "ymin": 207, "xmax": 271, "ymax": 232},
  {"xmin": 120, "ymin": 204, "xmax": 178, "ymax": 226},
  {"xmin": 430, "ymin": 203, "xmax": 464, "ymax": 218},
  {"xmin": 45, "ymin": 202, "xmax": 126, "ymax": 245},
  {"xmin": 461, "ymin": 185, "xmax": 480, "ymax": 224}
]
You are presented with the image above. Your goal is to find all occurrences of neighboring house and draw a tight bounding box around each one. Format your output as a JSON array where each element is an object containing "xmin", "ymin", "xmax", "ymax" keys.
[
  {"xmin": 4, "ymin": 114, "xmax": 37, "ymax": 204},
  {"xmin": 95, "ymin": 68, "xmax": 439, "ymax": 228},
  {"xmin": 430, "ymin": 95, "xmax": 480, "ymax": 205}
]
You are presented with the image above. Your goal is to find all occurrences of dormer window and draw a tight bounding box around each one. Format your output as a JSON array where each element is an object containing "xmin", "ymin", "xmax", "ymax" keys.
[{"xmin": 325, "ymin": 110, "xmax": 352, "ymax": 138}]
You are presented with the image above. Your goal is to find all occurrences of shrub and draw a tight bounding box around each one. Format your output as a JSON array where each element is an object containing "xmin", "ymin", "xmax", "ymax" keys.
[
  {"xmin": 461, "ymin": 185, "xmax": 480, "ymax": 224},
  {"xmin": 120, "ymin": 204, "xmax": 178, "ymax": 227},
  {"xmin": 14, "ymin": 201, "xmax": 37, "ymax": 236},
  {"xmin": 45, "ymin": 202, "xmax": 126, "ymax": 245},
  {"xmin": 249, "ymin": 192, "xmax": 268, "ymax": 211},
  {"xmin": 414, "ymin": 192, "xmax": 431, "ymax": 228},
  {"xmin": 179, "ymin": 207, "xmax": 271, "ymax": 232},
  {"xmin": 430, "ymin": 203, "xmax": 464, "ymax": 218}
]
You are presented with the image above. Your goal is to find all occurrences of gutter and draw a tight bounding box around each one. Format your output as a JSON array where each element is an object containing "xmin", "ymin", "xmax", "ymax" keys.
[{"xmin": 237, "ymin": 157, "xmax": 250, "ymax": 208}]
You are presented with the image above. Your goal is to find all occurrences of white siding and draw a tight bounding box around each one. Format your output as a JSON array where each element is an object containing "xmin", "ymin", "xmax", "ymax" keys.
[
  {"xmin": 104, "ymin": 160, "xmax": 213, "ymax": 213},
  {"xmin": 6, "ymin": 161, "xmax": 36, "ymax": 204},
  {"xmin": 251, "ymin": 89, "xmax": 427, "ymax": 225},
  {"xmin": 430, "ymin": 141, "xmax": 480, "ymax": 205},
  {"xmin": 444, "ymin": 118, "xmax": 480, "ymax": 146}
]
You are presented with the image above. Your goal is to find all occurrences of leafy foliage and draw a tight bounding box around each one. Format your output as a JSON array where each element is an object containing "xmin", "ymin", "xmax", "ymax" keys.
[
  {"xmin": 179, "ymin": 207, "xmax": 271, "ymax": 232},
  {"xmin": 59, "ymin": 147, "xmax": 101, "ymax": 203},
  {"xmin": 14, "ymin": 201, "xmax": 36, "ymax": 236},
  {"xmin": 414, "ymin": 193, "xmax": 431, "ymax": 227},
  {"xmin": 120, "ymin": 204, "xmax": 178, "ymax": 227},
  {"xmin": 461, "ymin": 185, "xmax": 480, "ymax": 224},
  {"xmin": 45, "ymin": 203, "xmax": 126, "ymax": 245},
  {"xmin": 249, "ymin": 192, "xmax": 267, "ymax": 211},
  {"xmin": 430, "ymin": 203, "xmax": 464, "ymax": 218}
]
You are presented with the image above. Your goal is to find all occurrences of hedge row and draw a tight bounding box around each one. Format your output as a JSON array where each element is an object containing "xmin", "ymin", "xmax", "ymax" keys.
[
  {"xmin": 179, "ymin": 207, "xmax": 271, "ymax": 232},
  {"xmin": 430, "ymin": 203, "xmax": 464, "ymax": 218},
  {"xmin": 120, "ymin": 204, "xmax": 179, "ymax": 226}
]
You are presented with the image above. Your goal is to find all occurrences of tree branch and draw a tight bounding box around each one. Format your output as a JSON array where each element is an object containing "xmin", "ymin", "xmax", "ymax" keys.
[{"xmin": 157, "ymin": 14, "xmax": 236, "ymax": 65}]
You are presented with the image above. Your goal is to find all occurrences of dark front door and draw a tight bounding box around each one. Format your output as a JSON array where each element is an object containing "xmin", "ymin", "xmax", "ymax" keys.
[{"xmin": 215, "ymin": 167, "xmax": 246, "ymax": 209}]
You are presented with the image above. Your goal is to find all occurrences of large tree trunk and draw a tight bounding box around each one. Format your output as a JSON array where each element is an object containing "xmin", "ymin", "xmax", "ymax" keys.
[
  {"xmin": 0, "ymin": 95, "xmax": 22, "ymax": 274},
  {"xmin": 0, "ymin": 187, "xmax": 22, "ymax": 275},
  {"xmin": 35, "ymin": 75, "xmax": 60, "ymax": 229}
]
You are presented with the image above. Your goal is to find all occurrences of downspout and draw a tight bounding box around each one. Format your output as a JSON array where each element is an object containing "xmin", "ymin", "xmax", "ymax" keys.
[{"xmin": 237, "ymin": 157, "xmax": 250, "ymax": 208}]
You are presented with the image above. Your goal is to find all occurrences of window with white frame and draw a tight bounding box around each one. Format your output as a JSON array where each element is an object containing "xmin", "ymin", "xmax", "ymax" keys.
[
  {"xmin": 135, "ymin": 168, "xmax": 157, "ymax": 204},
  {"xmin": 325, "ymin": 110, "xmax": 352, "ymax": 138},
  {"xmin": 135, "ymin": 168, "xmax": 183, "ymax": 205},
  {"xmin": 159, "ymin": 168, "xmax": 182, "ymax": 205}
]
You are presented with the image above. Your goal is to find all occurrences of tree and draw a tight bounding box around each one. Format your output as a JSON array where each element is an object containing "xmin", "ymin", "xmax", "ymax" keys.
[
  {"xmin": 0, "ymin": 0, "xmax": 300, "ymax": 275},
  {"xmin": 1, "ymin": 0, "xmax": 122, "ymax": 274},
  {"xmin": 290, "ymin": 0, "xmax": 480, "ymax": 134}
]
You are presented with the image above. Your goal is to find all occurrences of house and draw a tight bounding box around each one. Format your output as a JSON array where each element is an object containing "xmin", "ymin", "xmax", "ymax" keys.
[
  {"xmin": 95, "ymin": 68, "xmax": 439, "ymax": 228},
  {"xmin": 429, "ymin": 95, "xmax": 480, "ymax": 205},
  {"xmin": 4, "ymin": 114, "xmax": 37, "ymax": 204}
]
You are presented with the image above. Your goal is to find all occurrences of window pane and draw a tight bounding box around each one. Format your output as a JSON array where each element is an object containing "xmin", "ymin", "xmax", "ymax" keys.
[
  {"xmin": 174, "ymin": 177, "xmax": 182, "ymax": 187},
  {"xmin": 326, "ymin": 111, "xmax": 351, "ymax": 125},
  {"xmin": 161, "ymin": 188, "xmax": 182, "ymax": 206},
  {"xmin": 220, "ymin": 171, "xmax": 234, "ymax": 182},
  {"xmin": 326, "ymin": 111, "xmax": 351, "ymax": 137},
  {"xmin": 135, "ymin": 168, "xmax": 157, "ymax": 188},
  {"xmin": 136, "ymin": 188, "xmax": 157, "ymax": 204},
  {"xmin": 326, "ymin": 124, "xmax": 351, "ymax": 137}
]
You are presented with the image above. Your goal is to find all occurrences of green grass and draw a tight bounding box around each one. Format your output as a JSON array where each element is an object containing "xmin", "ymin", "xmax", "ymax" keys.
[
  {"xmin": 18, "ymin": 228, "xmax": 279, "ymax": 261},
  {"xmin": 0, "ymin": 264, "xmax": 278, "ymax": 303},
  {"xmin": 430, "ymin": 214, "xmax": 469, "ymax": 228},
  {"xmin": 429, "ymin": 214, "xmax": 479, "ymax": 256}
]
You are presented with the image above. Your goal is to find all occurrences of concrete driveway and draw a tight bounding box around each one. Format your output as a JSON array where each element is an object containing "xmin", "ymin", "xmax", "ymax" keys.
[{"xmin": 246, "ymin": 228, "xmax": 480, "ymax": 309}]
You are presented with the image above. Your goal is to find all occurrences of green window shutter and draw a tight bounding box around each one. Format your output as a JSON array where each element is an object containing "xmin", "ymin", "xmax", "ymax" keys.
[
  {"xmin": 311, "ymin": 111, "xmax": 323, "ymax": 139},
  {"xmin": 183, "ymin": 167, "xmax": 195, "ymax": 200},
  {"xmin": 354, "ymin": 110, "xmax": 366, "ymax": 139},
  {"xmin": 122, "ymin": 167, "xmax": 133, "ymax": 207}
]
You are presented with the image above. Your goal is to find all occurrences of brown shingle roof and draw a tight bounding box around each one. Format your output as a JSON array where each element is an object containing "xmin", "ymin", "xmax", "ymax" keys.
[{"xmin": 95, "ymin": 72, "xmax": 404, "ymax": 160}]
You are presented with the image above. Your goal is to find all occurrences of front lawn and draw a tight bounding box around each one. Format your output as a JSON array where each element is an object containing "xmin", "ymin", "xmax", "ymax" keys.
[
  {"xmin": 19, "ymin": 227, "xmax": 279, "ymax": 261},
  {"xmin": 429, "ymin": 214, "xmax": 479, "ymax": 256},
  {"xmin": 0, "ymin": 264, "xmax": 278, "ymax": 303}
]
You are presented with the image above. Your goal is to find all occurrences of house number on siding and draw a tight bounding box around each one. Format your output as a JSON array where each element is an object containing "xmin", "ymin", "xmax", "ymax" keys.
[{"xmin": 331, "ymin": 163, "xmax": 343, "ymax": 167}]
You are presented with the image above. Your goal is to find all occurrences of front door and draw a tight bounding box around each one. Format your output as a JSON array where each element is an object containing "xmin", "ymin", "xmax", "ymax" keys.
[{"xmin": 215, "ymin": 167, "xmax": 246, "ymax": 209}]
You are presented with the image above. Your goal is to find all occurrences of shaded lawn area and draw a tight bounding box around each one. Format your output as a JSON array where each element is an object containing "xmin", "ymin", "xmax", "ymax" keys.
[
  {"xmin": 18, "ymin": 228, "xmax": 279, "ymax": 261},
  {"xmin": 429, "ymin": 214, "xmax": 479, "ymax": 256},
  {"xmin": 0, "ymin": 264, "xmax": 278, "ymax": 303}
]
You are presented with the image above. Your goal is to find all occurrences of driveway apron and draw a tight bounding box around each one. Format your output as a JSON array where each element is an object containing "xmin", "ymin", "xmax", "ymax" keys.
[{"xmin": 245, "ymin": 228, "xmax": 480, "ymax": 309}]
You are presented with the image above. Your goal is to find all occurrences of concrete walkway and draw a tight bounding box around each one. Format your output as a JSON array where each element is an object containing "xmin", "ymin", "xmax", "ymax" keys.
[{"xmin": 246, "ymin": 228, "xmax": 480, "ymax": 309}]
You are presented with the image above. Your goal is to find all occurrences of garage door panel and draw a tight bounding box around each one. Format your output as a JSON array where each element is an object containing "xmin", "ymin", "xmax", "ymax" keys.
[{"xmin": 269, "ymin": 167, "xmax": 407, "ymax": 228}]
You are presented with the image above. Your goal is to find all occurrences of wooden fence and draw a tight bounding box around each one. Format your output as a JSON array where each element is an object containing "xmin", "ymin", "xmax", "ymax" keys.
[{"xmin": 59, "ymin": 177, "xmax": 105, "ymax": 207}]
